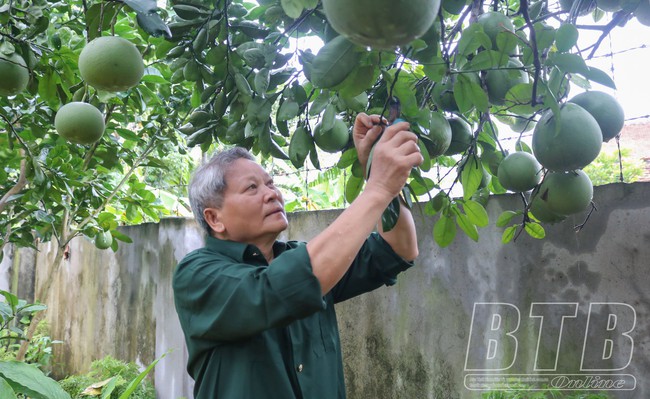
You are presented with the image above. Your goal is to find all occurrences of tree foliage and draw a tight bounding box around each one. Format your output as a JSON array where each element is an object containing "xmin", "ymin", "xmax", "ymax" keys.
[{"xmin": 0, "ymin": 0, "xmax": 644, "ymax": 260}]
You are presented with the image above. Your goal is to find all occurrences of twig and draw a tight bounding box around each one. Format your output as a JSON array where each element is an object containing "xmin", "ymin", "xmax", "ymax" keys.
[
  {"xmin": 519, "ymin": 0, "xmax": 542, "ymax": 106},
  {"xmin": 574, "ymin": 202, "xmax": 597, "ymax": 232}
]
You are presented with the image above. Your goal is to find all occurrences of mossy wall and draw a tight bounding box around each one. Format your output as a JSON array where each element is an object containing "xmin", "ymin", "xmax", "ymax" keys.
[{"xmin": 1, "ymin": 183, "xmax": 649, "ymax": 399}]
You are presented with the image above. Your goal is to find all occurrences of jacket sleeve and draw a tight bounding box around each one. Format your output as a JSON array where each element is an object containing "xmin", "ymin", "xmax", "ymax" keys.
[
  {"xmin": 330, "ymin": 232, "xmax": 415, "ymax": 303},
  {"xmin": 173, "ymin": 243, "xmax": 325, "ymax": 342}
]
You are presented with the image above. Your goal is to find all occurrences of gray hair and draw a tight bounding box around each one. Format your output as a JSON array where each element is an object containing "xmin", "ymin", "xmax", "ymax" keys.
[{"xmin": 188, "ymin": 147, "xmax": 254, "ymax": 235}]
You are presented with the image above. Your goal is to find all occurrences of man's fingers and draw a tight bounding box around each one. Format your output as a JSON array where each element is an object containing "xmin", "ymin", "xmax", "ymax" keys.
[{"xmin": 380, "ymin": 121, "xmax": 410, "ymax": 141}]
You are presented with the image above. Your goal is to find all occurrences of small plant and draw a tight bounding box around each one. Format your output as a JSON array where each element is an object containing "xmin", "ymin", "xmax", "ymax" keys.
[
  {"xmin": 59, "ymin": 354, "xmax": 165, "ymax": 399},
  {"xmin": 0, "ymin": 290, "xmax": 70, "ymax": 398},
  {"xmin": 482, "ymin": 387, "xmax": 610, "ymax": 399}
]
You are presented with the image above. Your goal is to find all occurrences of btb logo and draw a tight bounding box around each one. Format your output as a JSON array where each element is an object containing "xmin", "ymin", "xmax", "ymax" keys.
[{"xmin": 463, "ymin": 302, "xmax": 637, "ymax": 391}]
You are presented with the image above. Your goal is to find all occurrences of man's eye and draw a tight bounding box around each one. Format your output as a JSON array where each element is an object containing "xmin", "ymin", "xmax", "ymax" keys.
[{"xmin": 248, "ymin": 184, "xmax": 257, "ymax": 190}]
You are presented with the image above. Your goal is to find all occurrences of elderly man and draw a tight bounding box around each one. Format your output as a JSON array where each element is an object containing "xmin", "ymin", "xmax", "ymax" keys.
[{"xmin": 173, "ymin": 112, "xmax": 423, "ymax": 399}]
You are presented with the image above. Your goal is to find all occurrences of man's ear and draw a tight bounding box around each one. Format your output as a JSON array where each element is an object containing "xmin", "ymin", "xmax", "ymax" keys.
[{"xmin": 203, "ymin": 208, "xmax": 225, "ymax": 235}]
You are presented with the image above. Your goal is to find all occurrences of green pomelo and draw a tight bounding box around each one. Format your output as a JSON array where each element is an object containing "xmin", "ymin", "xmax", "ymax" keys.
[
  {"xmin": 432, "ymin": 78, "xmax": 458, "ymax": 112},
  {"xmin": 422, "ymin": 111, "xmax": 452, "ymax": 157},
  {"xmin": 559, "ymin": 0, "xmax": 596, "ymax": 15},
  {"xmin": 537, "ymin": 170, "xmax": 593, "ymax": 215},
  {"xmin": 477, "ymin": 11, "xmax": 515, "ymax": 49},
  {"xmin": 322, "ymin": 0, "xmax": 441, "ymax": 50},
  {"xmin": 442, "ymin": 0, "xmax": 469, "ymax": 14},
  {"xmin": 0, "ymin": 53, "xmax": 29, "ymax": 96},
  {"xmin": 79, "ymin": 36, "xmax": 144, "ymax": 92},
  {"xmin": 569, "ymin": 91, "xmax": 624, "ymax": 142},
  {"xmin": 635, "ymin": 0, "xmax": 650, "ymax": 28},
  {"xmin": 497, "ymin": 152, "xmax": 542, "ymax": 192},
  {"xmin": 54, "ymin": 102, "xmax": 106, "ymax": 145},
  {"xmin": 532, "ymin": 103, "xmax": 602, "ymax": 171},
  {"xmin": 95, "ymin": 230, "xmax": 113, "ymax": 250},
  {"xmin": 444, "ymin": 117, "xmax": 473, "ymax": 155},
  {"xmin": 481, "ymin": 148, "xmax": 506, "ymax": 176},
  {"xmin": 313, "ymin": 118, "xmax": 349, "ymax": 153},
  {"xmin": 596, "ymin": 0, "xmax": 622, "ymax": 11},
  {"xmin": 529, "ymin": 194, "xmax": 566, "ymax": 224},
  {"xmin": 510, "ymin": 116, "xmax": 536, "ymax": 133},
  {"xmin": 486, "ymin": 59, "xmax": 529, "ymax": 106}
]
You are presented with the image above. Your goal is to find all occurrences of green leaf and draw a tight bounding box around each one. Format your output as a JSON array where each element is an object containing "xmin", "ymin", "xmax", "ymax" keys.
[
  {"xmin": 99, "ymin": 377, "xmax": 119, "ymax": 399},
  {"xmin": 321, "ymin": 104, "xmax": 336, "ymax": 131},
  {"xmin": 422, "ymin": 56, "xmax": 447, "ymax": 82},
  {"xmin": 555, "ymin": 24, "xmax": 579, "ymax": 53},
  {"xmin": 338, "ymin": 65, "xmax": 376, "ymax": 98},
  {"xmin": 337, "ymin": 148, "xmax": 358, "ymax": 168},
  {"xmin": 463, "ymin": 200, "xmax": 489, "ymax": 227},
  {"xmin": 495, "ymin": 31, "xmax": 518, "ymax": 53},
  {"xmin": 117, "ymin": 352, "xmax": 168, "ymax": 399},
  {"xmin": 434, "ymin": 214, "xmax": 456, "ymax": 247},
  {"xmin": 460, "ymin": 157, "xmax": 483, "ymax": 200},
  {"xmin": 277, "ymin": 100, "xmax": 299, "ymax": 121},
  {"xmin": 524, "ymin": 222, "xmax": 546, "ymax": 239},
  {"xmin": 111, "ymin": 230, "xmax": 133, "ymax": 244},
  {"xmin": 468, "ymin": 50, "xmax": 509, "ymax": 71},
  {"xmin": 280, "ymin": 0, "xmax": 303, "ymax": 18},
  {"xmin": 254, "ymin": 68, "xmax": 270, "ymax": 95},
  {"xmin": 455, "ymin": 74, "xmax": 488, "ymax": 113},
  {"xmin": 583, "ymin": 67, "xmax": 616, "ymax": 89},
  {"xmin": 0, "ymin": 378, "xmax": 16, "ymax": 399},
  {"xmin": 502, "ymin": 225, "xmax": 518, "ymax": 244},
  {"xmin": 457, "ymin": 23, "xmax": 491, "ymax": 56},
  {"xmin": 381, "ymin": 196, "xmax": 401, "ymax": 232},
  {"xmin": 234, "ymin": 73, "xmax": 253, "ymax": 97},
  {"xmin": 289, "ymin": 126, "xmax": 312, "ymax": 168},
  {"xmin": 546, "ymin": 53, "xmax": 589, "ymax": 75},
  {"xmin": 455, "ymin": 210, "xmax": 479, "ymax": 242},
  {"xmin": 345, "ymin": 175, "xmax": 364, "ymax": 203},
  {"xmin": 0, "ymin": 361, "xmax": 71, "ymax": 399},
  {"xmin": 309, "ymin": 91, "xmax": 331, "ymax": 116},
  {"xmin": 136, "ymin": 12, "xmax": 172, "ymax": 39},
  {"xmin": 496, "ymin": 210, "xmax": 519, "ymax": 227},
  {"xmin": 310, "ymin": 36, "xmax": 361, "ymax": 89},
  {"xmin": 122, "ymin": 0, "xmax": 156, "ymax": 14}
]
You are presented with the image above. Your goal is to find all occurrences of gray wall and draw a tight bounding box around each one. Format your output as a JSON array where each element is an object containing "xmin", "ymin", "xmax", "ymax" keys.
[{"xmin": 2, "ymin": 182, "xmax": 649, "ymax": 399}]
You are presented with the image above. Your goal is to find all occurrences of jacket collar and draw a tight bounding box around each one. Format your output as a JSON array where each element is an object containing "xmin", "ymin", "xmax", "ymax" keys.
[{"xmin": 204, "ymin": 235, "xmax": 288, "ymax": 263}]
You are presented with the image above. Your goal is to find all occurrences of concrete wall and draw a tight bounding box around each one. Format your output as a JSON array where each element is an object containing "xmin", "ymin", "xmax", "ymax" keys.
[{"xmin": 2, "ymin": 182, "xmax": 649, "ymax": 399}]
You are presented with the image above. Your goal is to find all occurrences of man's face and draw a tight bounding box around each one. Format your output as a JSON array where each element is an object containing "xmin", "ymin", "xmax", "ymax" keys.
[{"xmin": 213, "ymin": 158, "xmax": 288, "ymax": 243}]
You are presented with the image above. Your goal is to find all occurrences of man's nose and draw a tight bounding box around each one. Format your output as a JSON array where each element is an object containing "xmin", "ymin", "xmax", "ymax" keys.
[{"xmin": 263, "ymin": 185, "xmax": 281, "ymax": 202}]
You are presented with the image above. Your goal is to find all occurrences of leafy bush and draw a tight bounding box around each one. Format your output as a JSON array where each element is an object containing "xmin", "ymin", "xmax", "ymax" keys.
[
  {"xmin": 482, "ymin": 388, "xmax": 610, "ymax": 398},
  {"xmin": 583, "ymin": 149, "xmax": 644, "ymax": 186},
  {"xmin": 59, "ymin": 356, "xmax": 156, "ymax": 399}
]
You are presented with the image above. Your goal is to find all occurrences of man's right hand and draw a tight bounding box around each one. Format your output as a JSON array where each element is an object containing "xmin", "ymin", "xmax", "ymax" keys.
[{"xmin": 365, "ymin": 121, "xmax": 423, "ymax": 199}]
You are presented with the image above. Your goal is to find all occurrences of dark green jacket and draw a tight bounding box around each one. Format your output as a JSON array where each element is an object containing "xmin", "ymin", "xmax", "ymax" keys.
[{"xmin": 173, "ymin": 232, "xmax": 413, "ymax": 399}]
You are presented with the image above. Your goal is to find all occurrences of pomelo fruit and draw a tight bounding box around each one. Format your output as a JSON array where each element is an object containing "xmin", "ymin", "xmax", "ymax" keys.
[
  {"xmin": 422, "ymin": 111, "xmax": 452, "ymax": 157},
  {"xmin": 477, "ymin": 11, "xmax": 515, "ymax": 49},
  {"xmin": 537, "ymin": 170, "xmax": 593, "ymax": 215},
  {"xmin": 78, "ymin": 36, "xmax": 144, "ymax": 92},
  {"xmin": 529, "ymin": 193, "xmax": 566, "ymax": 224},
  {"xmin": 636, "ymin": 0, "xmax": 650, "ymax": 26},
  {"xmin": 55, "ymin": 102, "xmax": 106, "ymax": 145},
  {"xmin": 321, "ymin": 0, "xmax": 441, "ymax": 50},
  {"xmin": 0, "ymin": 52, "xmax": 29, "ymax": 96},
  {"xmin": 313, "ymin": 118, "xmax": 349, "ymax": 153},
  {"xmin": 569, "ymin": 91, "xmax": 624, "ymax": 142},
  {"xmin": 444, "ymin": 117, "xmax": 473, "ymax": 155},
  {"xmin": 497, "ymin": 152, "xmax": 542, "ymax": 192},
  {"xmin": 532, "ymin": 103, "xmax": 602, "ymax": 171},
  {"xmin": 486, "ymin": 58, "xmax": 529, "ymax": 105},
  {"xmin": 95, "ymin": 230, "xmax": 113, "ymax": 250}
]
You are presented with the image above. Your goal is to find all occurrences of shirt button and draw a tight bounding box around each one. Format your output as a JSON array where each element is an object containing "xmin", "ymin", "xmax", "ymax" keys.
[{"xmin": 296, "ymin": 364, "xmax": 304, "ymax": 373}]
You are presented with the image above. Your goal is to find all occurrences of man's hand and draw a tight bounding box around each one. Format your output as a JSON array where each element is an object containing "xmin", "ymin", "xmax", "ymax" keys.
[
  {"xmin": 353, "ymin": 113, "xmax": 386, "ymax": 172},
  {"xmin": 365, "ymin": 120, "xmax": 423, "ymax": 199}
]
